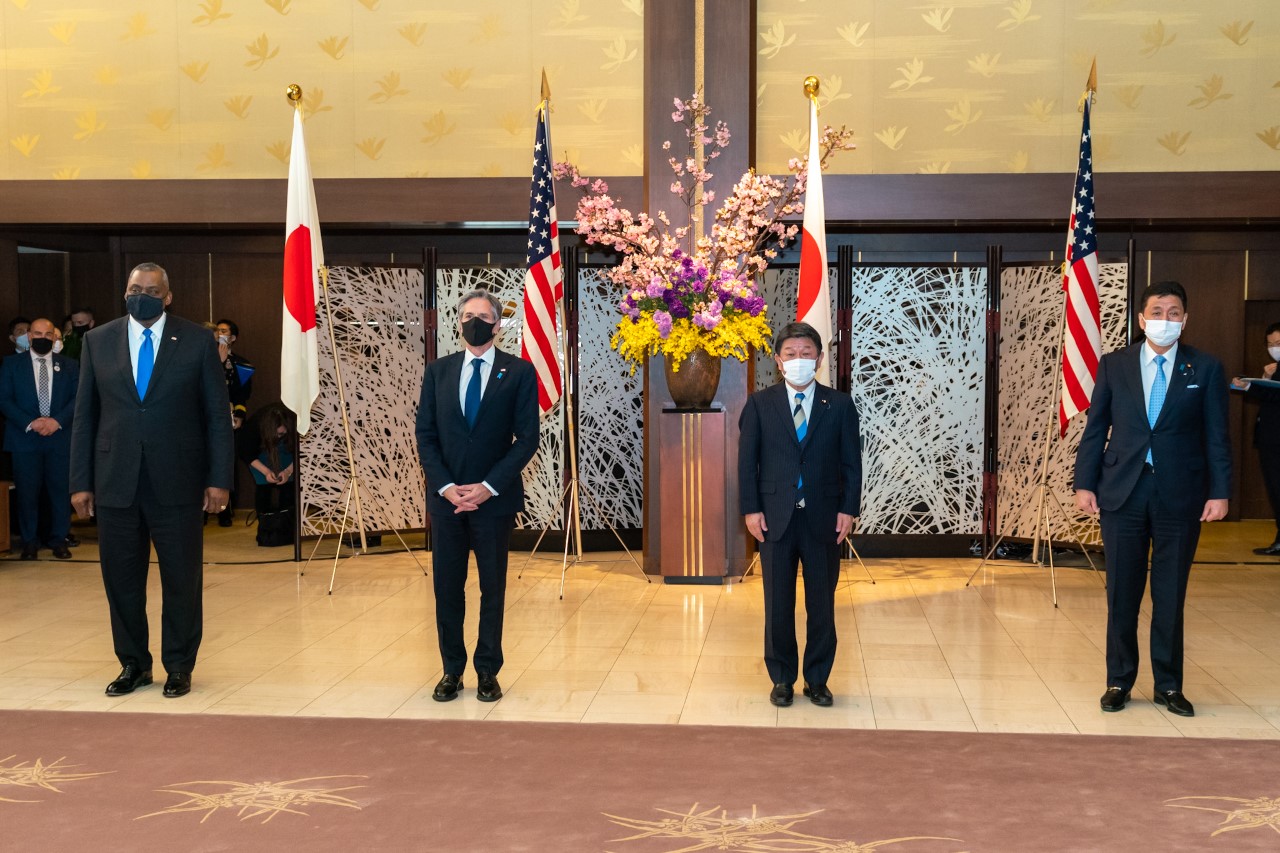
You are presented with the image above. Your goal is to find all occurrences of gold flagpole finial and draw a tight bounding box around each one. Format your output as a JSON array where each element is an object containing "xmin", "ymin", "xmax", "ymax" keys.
[
  {"xmin": 803, "ymin": 75, "xmax": 820, "ymax": 102},
  {"xmin": 286, "ymin": 83, "xmax": 303, "ymax": 111},
  {"xmin": 541, "ymin": 69, "xmax": 551, "ymax": 103},
  {"xmin": 1086, "ymin": 58, "xmax": 1097, "ymax": 94}
]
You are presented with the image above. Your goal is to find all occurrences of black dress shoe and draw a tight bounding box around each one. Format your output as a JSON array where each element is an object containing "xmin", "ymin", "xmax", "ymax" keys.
[
  {"xmin": 1154, "ymin": 689, "xmax": 1195, "ymax": 717},
  {"xmin": 163, "ymin": 672, "xmax": 192, "ymax": 698},
  {"xmin": 1100, "ymin": 686, "xmax": 1130, "ymax": 712},
  {"xmin": 1253, "ymin": 543, "xmax": 1280, "ymax": 556},
  {"xmin": 20, "ymin": 544, "xmax": 38, "ymax": 560},
  {"xmin": 51, "ymin": 544, "xmax": 72, "ymax": 560},
  {"xmin": 803, "ymin": 683, "xmax": 834, "ymax": 707},
  {"xmin": 769, "ymin": 683, "xmax": 794, "ymax": 707},
  {"xmin": 106, "ymin": 665, "xmax": 153, "ymax": 696},
  {"xmin": 218, "ymin": 509, "xmax": 233, "ymax": 527},
  {"xmin": 476, "ymin": 671, "xmax": 503, "ymax": 702},
  {"xmin": 432, "ymin": 673, "xmax": 462, "ymax": 702},
  {"xmin": 65, "ymin": 534, "xmax": 79, "ymax": 548}
]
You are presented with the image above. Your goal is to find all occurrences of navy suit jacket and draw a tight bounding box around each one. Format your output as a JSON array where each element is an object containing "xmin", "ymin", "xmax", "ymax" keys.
[
  {"xmin": 1074, "ymin": 341, "xmax": 1232, "ymax": 519},
  {"xmin": 738, "ymin": 381, "xmax": 862, "ymax": 542},
  {"xmin": 415, "ymin": 348, "xmax": 540, "ymax": 518},
  {"xmin": 0, "ymin": 351, "xmax": 79, "ymax": 452},
  {"xmin": 69, "ymin": 314, "xmax": 235, "ymax": 508}
]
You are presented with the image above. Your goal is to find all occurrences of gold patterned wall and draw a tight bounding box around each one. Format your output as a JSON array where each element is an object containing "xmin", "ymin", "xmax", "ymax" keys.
[
  {"xmin": 0, "ymin": 0, "xmax": 643, "ymax": 180},
  {"xmin": 756, "ymin": 0, "xmax": 1280, "ymax": 174}
]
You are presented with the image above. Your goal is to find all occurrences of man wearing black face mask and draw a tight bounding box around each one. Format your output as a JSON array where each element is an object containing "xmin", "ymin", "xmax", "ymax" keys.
[
  {"xmin": 0, "ymin": 318, "xmax": 79, "ymax": 559},
  {"xmin": 70, "ymin": 262, "xmax": 234, "ymax": 700},
  {"xmin": 416, "ymin": 289, "xmax": 539, "ymax": 703},
  {"xmin": 60, "ymin": 308, "xmax": 94, "ymax": 361}
]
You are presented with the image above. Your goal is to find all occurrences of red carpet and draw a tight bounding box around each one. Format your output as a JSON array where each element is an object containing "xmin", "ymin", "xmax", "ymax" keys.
[{"xmin": 1, "ymin": 710, "xmax": 1278, "ymax": 851}]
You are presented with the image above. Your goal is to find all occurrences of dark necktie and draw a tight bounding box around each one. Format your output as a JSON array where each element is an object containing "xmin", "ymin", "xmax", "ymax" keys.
[
  {"xmin": 464, "ymin": 357, "xmax": 483, "ymax": 428},
  {"xmin": 37, "ymin": 356, "xmax": 51, "ymax": 417},
  {"xmin": 136, "ymin": 328, "xmax": 155, "ymax": 400}
]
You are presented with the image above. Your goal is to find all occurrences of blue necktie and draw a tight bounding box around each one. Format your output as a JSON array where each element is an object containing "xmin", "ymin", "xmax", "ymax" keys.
[
  {"xmin": 793, "ymin": 391, "xmax": 807, "ymax": 497},
  {"xmin": 1146, "ymin": 354, "xmax": 1166, "ymax": 466},
  {"xmin": 136, "ymin": 328, "xmax": 154, "ymax": 400},
  {"xmin": 464, "ymin": 357, "xmax": 483, "ymax": 428}
]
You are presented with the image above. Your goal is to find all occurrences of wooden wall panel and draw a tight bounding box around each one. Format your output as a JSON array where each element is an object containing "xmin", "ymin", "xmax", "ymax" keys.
[
  {"xmin": 68, "ymin": 252, "xmax": 121, "ymax": 328},
  {"xmin": 0, "ymin": 240, "xmax": 21, "ymax": 351},
  {"xmin": 211, "ymin": 253, "xmax": 284, "ymax": 414},
  {"xmin": 17, "ymin": 252, "xmax": 67, "ymax": 330}
]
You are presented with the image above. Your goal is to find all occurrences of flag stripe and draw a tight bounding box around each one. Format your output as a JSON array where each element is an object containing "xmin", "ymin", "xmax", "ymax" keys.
[{"xmin": 1058, "ymin": 96, "xmax": 1100, "ymax": 437}]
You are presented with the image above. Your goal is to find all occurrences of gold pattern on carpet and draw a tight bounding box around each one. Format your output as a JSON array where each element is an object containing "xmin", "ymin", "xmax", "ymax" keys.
[
  {"xmin": 604, "ymin": 803, "xmax": 962, "ymax": 851},
  {"xmin": 136, "ymin": 775, "xmax": 366, "ymax": 824},
  {"xmin": 0, "ymin": 754, "xmax": 111, "ymax": 803},
  {"xmin": 1165, "ymin": 795, "xmax": 1280, "ymax": 838}
]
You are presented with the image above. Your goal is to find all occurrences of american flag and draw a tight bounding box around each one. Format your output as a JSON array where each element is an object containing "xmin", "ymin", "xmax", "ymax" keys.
[
  {"xmin": 520, "ymin": 103, "xmax": 564, "ymax": 414},
  {"xmin": 1058, "ymin": 93, "xmax": 1100, "ymax": 437}
]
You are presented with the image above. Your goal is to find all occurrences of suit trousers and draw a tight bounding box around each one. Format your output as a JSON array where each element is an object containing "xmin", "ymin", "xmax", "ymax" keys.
[
  {"xmin": 1099, "ymin": 469, "xmax": 1201, "ymax": 693},
  {"xmin": 96, "ymin": 473, "xmax": 204, "ymax": 674},
  {"xmin": 1258, "ymin": 442, "xmax": 1280, "ymax": 534},
  {"xmin": 12, "ymin": 446, "xmax": 70, "ymax": 545},
  {"xmin": 429, "ymin": 510, "xmax": 514, "ymax": 677},
  {"xmin": 759, "ymin": 507, "xmax": 841, "ymax": 686}
]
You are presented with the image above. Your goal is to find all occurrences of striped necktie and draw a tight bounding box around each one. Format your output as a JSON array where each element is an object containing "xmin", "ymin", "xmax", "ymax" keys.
[
  {"xmin": 1146, "ymin": 354, "xmax": 1166, "ymax": 466},
  {"xmin": 794, "ymin": 392, "xmax": 806, "ymax": 502}
]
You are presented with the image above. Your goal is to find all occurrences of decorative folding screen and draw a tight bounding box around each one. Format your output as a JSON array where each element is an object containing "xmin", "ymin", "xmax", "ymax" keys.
[
  {"xmin": 300, "ymin": 266, "xmax": 427, "ymax": 536},
  {"xmin": 995, "ymin": 263, "xmax": 1130, "ymax": 544}
]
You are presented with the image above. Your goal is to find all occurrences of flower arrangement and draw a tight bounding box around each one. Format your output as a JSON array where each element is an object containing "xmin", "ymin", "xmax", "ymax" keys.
[{"xmin": 555, "ymin": 92, "xmax": 854, "ymax": 372}]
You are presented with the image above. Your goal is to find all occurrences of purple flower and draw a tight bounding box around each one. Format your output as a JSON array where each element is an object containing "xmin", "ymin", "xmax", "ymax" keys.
[
  {"xmin": 653, "ymin": 310, "xmax": 673, "ymax": 337},
  {"xmin": 646, "ymin": 277, "xmax": 667, "ymax": 298}
]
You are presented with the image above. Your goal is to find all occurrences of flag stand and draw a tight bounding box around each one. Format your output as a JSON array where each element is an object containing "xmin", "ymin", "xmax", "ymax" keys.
[
  {"xmin": 300, "ymin": 265, "xmax": 427, "ymax": 594},
  {"xmin": 517, "ymin": 295, "xmax": 647, "ymax": 599}
]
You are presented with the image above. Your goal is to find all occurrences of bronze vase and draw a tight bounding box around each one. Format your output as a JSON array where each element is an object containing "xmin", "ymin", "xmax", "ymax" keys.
[{"xmin": 664, "ymin": 349, "xmax": 722, "ymax": 409}]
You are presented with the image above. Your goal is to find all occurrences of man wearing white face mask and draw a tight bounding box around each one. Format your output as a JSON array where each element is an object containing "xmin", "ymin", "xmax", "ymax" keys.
[
  {"xmin": 1231, "ymin": 321, "xmax": 1280, "ymax": 555},
  {"xmin": 1074, "ymin": 280, "xmax": 1231, "ymax": 719},
  {"xmin": 739, "ymin": 321, "xmax": 862, "ymax": 708}
]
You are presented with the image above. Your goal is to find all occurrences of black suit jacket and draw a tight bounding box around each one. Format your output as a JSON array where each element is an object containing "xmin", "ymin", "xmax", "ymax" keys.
[
  {"xmin": 0, "ymin": 351, "xmax": 79, "ymax": 452},
  {"xmin": 415, "ymin": 348, "xmax": 539, "ymax": 518},
  {"xmin": 1245, "ymin": 380, "xmax": 1280, "ymax": 450},
  {"xmin": 1074, "ymin": 341, "xmax": 1231, "ymax": 519},
  {"xmin": 69, "ymin": 314, "xmax": 235, "ymax": 508},
  {"xmin": 738, "ymin": 381, "xmax": 862, "ymax": 542}
]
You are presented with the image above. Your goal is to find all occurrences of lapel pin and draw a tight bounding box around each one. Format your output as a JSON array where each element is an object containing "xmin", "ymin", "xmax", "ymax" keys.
[
  {"xmin": 53, "ymin": 364, "xmax": 61, "ymax": 372},
  {"xmin": 496, "ymin": 369, "xmax": 507, "ymax": 380}
]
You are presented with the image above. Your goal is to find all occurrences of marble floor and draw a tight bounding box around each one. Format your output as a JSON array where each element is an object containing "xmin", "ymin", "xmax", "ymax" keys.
[{"xmin": 1, "ymin": 520, "xmax": 1278, "ymax": 738}]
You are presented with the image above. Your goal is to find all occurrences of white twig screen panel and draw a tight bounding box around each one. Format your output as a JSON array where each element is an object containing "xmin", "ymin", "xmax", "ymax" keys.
[
  {"xmin": 849, "ymin": 266, "xmax": 988, "ymax": 535},
  {"xmin": 301, "ymin": 266, "xmax": 427, "ymax": 536},
  {"xmin": 435, "ymin": 267, "xmax": 565, "ymax": 532},
  {"xmin": 995, "ymin": 263, "xmax": 1129, "ymax": 544},
  {"xmin": 758, "ymin": 265, "xmax": 987, "ymax": 535}
]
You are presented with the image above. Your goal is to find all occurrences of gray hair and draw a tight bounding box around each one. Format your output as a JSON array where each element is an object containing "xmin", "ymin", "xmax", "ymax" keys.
[
  {"xmin": 457, "ymin": 289, "xmax": 503, "ymax": 326},
  {"xmin": 129, "ymin": 262, "xmax": 170, "ymax": 288},
  {"xmin": 772, "ymin": 321, "xmax": 823, "ymax": 354}
]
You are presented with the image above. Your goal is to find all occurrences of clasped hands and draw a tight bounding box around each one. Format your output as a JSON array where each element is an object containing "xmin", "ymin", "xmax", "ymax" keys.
[
  {"xmin": 444, "ymin": 483, "xmax": 492, "ymax": 514},
  {"xmin": 28, "ymin": 417, "xmax": 61, "ymax": 436},
  {"xmin": 1075, "ymin": 489, "xmax": 1228, "ymax": 522},
  {"xmin": 744, "ymin": 511, "xmax": 857, "ymax": 544}
]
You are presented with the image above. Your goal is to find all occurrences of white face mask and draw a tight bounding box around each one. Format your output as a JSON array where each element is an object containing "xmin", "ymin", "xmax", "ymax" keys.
[
  {"xmin": 1268, "ymin": 346, "xmax": 1280, "ymax": 362},
  {"xmin": 1143, "ymin": 318, "xmax": 1182, "ymax": 347},
  {"xmin": 14, "ymin": 333, "xmax": 28, "ymax": 352},
  {"xmin": 781, "ymin": 358, "xmax": 817, "ymax": 387},
  {"xmin": 217, "ymin": 335, "xmax": 231, "ymax": 346},
  {"xmin": 52, "ymin": 339, "xmax": 63, "ymax": 354}
]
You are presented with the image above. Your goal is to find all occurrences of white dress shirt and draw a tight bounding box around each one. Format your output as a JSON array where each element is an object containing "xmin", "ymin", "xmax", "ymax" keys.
[
  {"xmin": 440, "ymin": 346, "xmax": 499, "ymax": 498},
  {"xmin": 27, "ymin": 350, "xmax": 59, "ymax": 430},
  {"xmin": 128, "ymin": 312, "xmax": 168, "ymax": 383}
]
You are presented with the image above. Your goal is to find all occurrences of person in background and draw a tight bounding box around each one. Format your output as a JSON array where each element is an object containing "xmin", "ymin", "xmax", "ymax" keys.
[
  {"xmin": 8, "ymin": 317, "xmax": 31, "ymax": 354},
  {"xmin": 237, "ymin": 403, "xmax": 296, "ymax": 547},
  {"xmin": 213, "ymin": 319, "xmax": 253, "ymax": 527},
  {"xmin": 0, "ymin": 318, "xmax": 78, "ymax": 560},
  {"xmin": 1074, "ymin": 281, "xmax": 1231, "ymax": 719},
  {"xmin": 61, "ymin": 308, "xmax": 95, "ymax": 361},
  {"xmin": 1231, "ymin": 321, "xmax": 1280, "ymax": 556}
]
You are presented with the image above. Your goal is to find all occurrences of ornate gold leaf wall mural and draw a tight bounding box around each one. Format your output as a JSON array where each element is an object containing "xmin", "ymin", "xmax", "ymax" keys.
[
  {"xmin": 757, "ymin": 1, "xmax": 1280, "ymax": 174},
  {"xmin": 0, "ymin": 0, "xmax": 642, "ymax": 180}
]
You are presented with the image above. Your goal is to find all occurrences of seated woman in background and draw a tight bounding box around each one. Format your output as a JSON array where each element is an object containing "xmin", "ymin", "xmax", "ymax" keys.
[{"xmin": 237, "ymin": 403, "xmax": 296, "ymax": 547}]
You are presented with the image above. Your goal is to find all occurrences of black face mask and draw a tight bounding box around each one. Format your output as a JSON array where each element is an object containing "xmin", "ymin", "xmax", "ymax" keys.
[
  {"xmin": 29, "ymin": 337, "xmax": 53, "ymax": 356},
  {"xmin": 125, "ymin": 293, "xmax": 165, "ymax": 322},
  {"xmin": 72, "ymin": 323, "xmax": 90, "ymax": 334},
  {"xmin": 461, "ymin": 316, "xmax": 495, "ymax": 347}
]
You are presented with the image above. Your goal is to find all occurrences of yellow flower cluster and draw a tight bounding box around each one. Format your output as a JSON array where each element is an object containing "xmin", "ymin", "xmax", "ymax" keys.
[{"xmin": 611, "ymin": 311, "xmax": 772, "ymax": 374}]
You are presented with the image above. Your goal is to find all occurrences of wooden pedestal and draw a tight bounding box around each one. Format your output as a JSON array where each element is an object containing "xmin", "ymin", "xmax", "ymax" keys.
[{"xmin": 658, "ymin": 409, "xmax": 727, "ymax": 583}]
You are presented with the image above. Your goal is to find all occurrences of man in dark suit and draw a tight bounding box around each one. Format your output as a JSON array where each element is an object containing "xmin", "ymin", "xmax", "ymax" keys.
[
  {"xmin": 739, "ymin": 321, "xmax": 862, "ymax": 708},
  {"xmin": 1074, "ymin": 281, "xmax": 1231, "ymax": 718},
  {"xmin": 1231, "ymin": 322, "xmax": 1280, "ymax": 555},
  {"xmin": 416, "ymin": 289, "xmax": 539, "ymax": 703},
  {"xmin": 70, "ymin": 262, "xmax": 234, "ymax": 699},
  {"xmin": 0, "ymin": 318, "xmax": 79, "ymax": 560}
]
